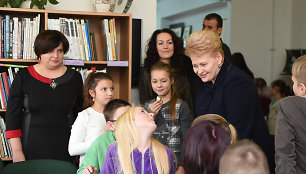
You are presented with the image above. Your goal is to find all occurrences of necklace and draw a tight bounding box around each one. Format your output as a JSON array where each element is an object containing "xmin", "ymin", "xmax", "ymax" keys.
[{"xmin": 50, "ymin": 79, "xmax": 58, "ymax": 89}]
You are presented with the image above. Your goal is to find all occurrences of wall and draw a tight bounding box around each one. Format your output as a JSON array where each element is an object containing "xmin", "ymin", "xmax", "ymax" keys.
[
  {"xmin": 231, "ymin": 0, "xmax": 306, "ymax": 84},
  {"xmin": 157, "ymin": 0, "xmax": 231, "ymax": 44}
]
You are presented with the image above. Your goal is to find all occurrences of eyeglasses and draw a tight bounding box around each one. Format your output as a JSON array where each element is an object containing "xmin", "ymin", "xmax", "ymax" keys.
[{"xmin": 108, "ymin": 120, "xmax": 117, "ymax": 122}]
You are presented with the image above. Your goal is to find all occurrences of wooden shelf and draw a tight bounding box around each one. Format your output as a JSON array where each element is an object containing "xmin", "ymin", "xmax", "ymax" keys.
[
  {"xmin": 1, "ymin": 157, "xmax": 12, "ymax": 161},
  {"xmin": 0, "ymin": 7, "xmax": 132, "ymax": 102}
]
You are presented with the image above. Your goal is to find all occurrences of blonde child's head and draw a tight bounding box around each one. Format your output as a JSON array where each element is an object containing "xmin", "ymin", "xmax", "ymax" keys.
[
  {"xmin": 291, "ymin": 55, "xmax": 306, "ymax": 96},
  {"xmin": 115, "ymin": 106, "xmax": 172, "ymax": 174},
  {"xmin": 219, "ymin": 139, "xmax": 269, "ymax": 174}
]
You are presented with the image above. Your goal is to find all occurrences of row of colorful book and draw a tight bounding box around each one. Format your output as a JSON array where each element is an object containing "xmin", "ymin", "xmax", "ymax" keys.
[
  {"xmin": 0, "ymin": 117, "xmax": 12, "ymax": 158},
  {"xmin": 0, "ymin": 14, "xmax": 40, "ymax": 60},
  {"xmin": 0, "ymin": 66, "xmax": 20, "ymax": 109},
  {"xmin": 102, "ymin": 18, "xmax": 118, "ymax": 61},
  {"xmin": 48, "ymin": 18, "xmax": 118, "ymax": 62},
  {"xmin": 0, "ymin": 65, "xmax": 107, "ymax": 109}
]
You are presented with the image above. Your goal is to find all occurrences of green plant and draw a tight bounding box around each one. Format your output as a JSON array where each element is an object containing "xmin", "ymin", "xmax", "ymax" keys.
[{"xmin": 0, "ymin": 0, "xmax": 59, "ymax": 9}]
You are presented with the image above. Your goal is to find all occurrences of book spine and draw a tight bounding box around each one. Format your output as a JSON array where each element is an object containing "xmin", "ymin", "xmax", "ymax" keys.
[
  {"xmin": 1, "ymin": 17, "xmax": 4, "ymax": 58},
  {"xmin": 84, "ymin": 22, "xmax": 92, "ymax": 61},
  {"xmin": 0, "ymin": 16, "xmax": 2, "ymax": 59},
  {"xmin": 81, "ymin": 19, "xmax": 89, "ymax": 61},
  {"xmin": 5, "ymin": 15, "xmax": 9, "ymax": 58},
  {"xmin": 75, "ymin": 19, "xmax": 85, "ymax": 61},
  {"xmin": 2, "ymin": 72, "xmax": 10, "ymax": 97},
  {"xmin": 17, "ymin": 21, "xmax": 21, "ymax": 59},
  {"xmin": 0, "ymin": 133, "xmax": 7, "ymax": 157},
  {"xmin": 9, "ymin": 19, "xmax": 13, "ymax": 58},
  {"xmin": 112, "ymin": 18, "xmax": 118, "ymax": 60},
  {"xmin": 0, "ymin": 74, "xmax": 8, "ymax": 107}
]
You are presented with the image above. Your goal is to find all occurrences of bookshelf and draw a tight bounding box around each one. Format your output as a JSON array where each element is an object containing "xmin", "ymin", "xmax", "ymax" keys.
[{"xmin": 0, "ymin": 7, "xmax": 132, "ymax": 161}]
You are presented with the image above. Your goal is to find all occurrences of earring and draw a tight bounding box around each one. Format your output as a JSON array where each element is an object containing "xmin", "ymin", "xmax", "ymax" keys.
[
  {"xmin": 92, "ymin": 98, "xmax": 95, "ymax": 102},
  {"xmin": 218, "ymin": 64, "xmax": 222, "ymax": 68}
]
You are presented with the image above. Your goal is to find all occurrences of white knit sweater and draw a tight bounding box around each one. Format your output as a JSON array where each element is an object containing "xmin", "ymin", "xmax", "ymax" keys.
[{"xmin": 68, "ymin": 107, "xmax": 108, "ymax": 166}]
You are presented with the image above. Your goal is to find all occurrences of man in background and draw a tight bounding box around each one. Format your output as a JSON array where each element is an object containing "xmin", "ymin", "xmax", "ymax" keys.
[{"xmin": 202, "ymin": 13, "xmax": 231, "ymax": 59}]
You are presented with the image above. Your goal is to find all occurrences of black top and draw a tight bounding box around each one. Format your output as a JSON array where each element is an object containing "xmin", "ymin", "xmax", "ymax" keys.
[
  {"xmin": 194, "ymin": 58, "xmax": 274, "ymax": 172},
  {"xmin": 6, "ymin": 66, "xmax": 83, "ymax": 162}
]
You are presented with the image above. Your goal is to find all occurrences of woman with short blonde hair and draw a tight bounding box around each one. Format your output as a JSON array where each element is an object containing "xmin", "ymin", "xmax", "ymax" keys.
[{"xmin": 185, "ymin": 30, "xmax": 274, "ymax": 172}]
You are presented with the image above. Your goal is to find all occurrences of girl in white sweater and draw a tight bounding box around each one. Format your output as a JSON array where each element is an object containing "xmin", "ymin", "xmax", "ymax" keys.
[{"xmin": 68, "ymin": 71, "xmax": 114, "ymax": 166}]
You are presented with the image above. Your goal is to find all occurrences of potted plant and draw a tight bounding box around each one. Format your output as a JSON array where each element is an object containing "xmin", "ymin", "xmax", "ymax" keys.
[{"xmin": 0, "ymin": 0, "xmax": 59, "ymax": 9}]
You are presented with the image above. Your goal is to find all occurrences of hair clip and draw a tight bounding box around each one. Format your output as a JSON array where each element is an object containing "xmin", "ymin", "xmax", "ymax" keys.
[{"xmin": 225, "ymin": 122, "xmax": 230, "ymax": 127}]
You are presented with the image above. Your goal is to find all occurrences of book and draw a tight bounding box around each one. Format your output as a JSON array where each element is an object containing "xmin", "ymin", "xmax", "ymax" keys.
[
  {"xmin": 5, "ymin": 15, "xmax": 9, "ymax": 58},
  {"xmin": 84, "ymin": 21, "xmax": 92, "ymax": 61},
  {"xmin": 103, "ymin": 19, "xmax": 113, "ymax": 61},
  {"xmin": 0, "ymin": 74, "xmax": 8, "ymax": 107},
  {"xmin": 2, "ymin": 72, "xmax": 9, "ymax": 98},
  {"xmin": 0, "ymin": 133, "xmax": 7, "ymax": 157},
  {"xmin": 80, "ymin": 19, "xmax": 89, "ymax": 61},
  {"xmin": 9, "ymin": 19, "xmax": 13, "ymax": 58}
]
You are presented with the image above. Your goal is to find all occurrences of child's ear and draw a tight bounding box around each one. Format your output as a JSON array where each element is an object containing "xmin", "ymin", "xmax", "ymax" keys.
[
  {"xmin": 171, "ymin": 77, "xmax": 174, "ymax": 85},
  {"xmin": 300, "ymin": 82, "xmax": 306, "ymax": 97},
  {"xmin": 89, "ymin": 89, "xmax": 95, "ymax": 98}
]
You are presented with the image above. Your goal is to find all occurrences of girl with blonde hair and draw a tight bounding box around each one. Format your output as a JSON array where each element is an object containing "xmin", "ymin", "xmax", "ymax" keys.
[{"xmin": 100, "ymin": 106, "xmax": 175, "ymax": 174}]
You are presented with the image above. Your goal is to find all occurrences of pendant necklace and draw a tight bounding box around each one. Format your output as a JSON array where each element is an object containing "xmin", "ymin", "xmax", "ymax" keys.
[{"xmin": 50, "ymin": 79, "xmax": 58, "ymax": 89}]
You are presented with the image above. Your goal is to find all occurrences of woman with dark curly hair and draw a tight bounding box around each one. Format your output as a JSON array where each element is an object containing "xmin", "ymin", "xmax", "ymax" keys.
[{"xmin": 138, "ymin": 28, "xmax": 194, "ymax": 112}]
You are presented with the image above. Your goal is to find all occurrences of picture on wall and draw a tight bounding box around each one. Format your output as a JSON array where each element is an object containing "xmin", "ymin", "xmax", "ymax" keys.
[
  {"xmin": 182, "ymin": 25, "xmax": 192, "ymax": 47},
  {"xmin": 169, "ymin": 23, "xmax": 184, "ymax": 38}
]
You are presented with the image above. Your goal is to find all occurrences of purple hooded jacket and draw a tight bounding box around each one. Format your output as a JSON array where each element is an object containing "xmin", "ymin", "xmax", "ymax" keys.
[{"xmin": 100, "ymin": 142, "xmax": 175, "ymax": 174}]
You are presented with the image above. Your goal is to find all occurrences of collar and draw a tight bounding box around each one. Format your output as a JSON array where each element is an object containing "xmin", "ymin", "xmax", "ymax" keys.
[{"xmin": 203, "ymin": 58, "xmax": 232, "ymax": 88}]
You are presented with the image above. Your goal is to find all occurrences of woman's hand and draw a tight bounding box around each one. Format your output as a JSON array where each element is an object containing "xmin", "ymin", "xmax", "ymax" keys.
[
  {"xmin": 150, "ymin": 100, "xmax": 163, "ymax": 117},
  {"xmin": 12, "ymin": 149, "xmax": 25, "ymax": 163},
  {"xmin": 9, "ymin": 137, "xmax": 26, "ymax": 163},
  {"xmin": 82, "ymin": 165, "xmax": 98, "ymax": 174}
]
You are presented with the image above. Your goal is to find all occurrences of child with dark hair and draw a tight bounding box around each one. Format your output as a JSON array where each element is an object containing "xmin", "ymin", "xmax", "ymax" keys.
[
  {"xmin": 254, "ymin": 77, "xmax": 271, "ymax": 118},
  {"xmin": 78, "ymin": 99, "xmax": 130, "ymax": 174},
  {"xmin": 267, "ymin": 79, "xmax": 291, "ymax": 135},
  {"xmin": 183, "ymin": 114, "xmax": 237, "ymax": 174},
  {"xmin": 69, "ymin": 72, "xmax": 114, "ymax": 166}
]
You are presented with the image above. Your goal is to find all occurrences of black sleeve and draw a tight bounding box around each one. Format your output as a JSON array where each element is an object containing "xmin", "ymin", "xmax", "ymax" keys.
[
  {"xmin": 138, "ymin": 67, "xmax": 155, "ymax": 105},
  {"xmin": 69, "ymin": 71, "xmax": 84, "ymax": 127},
  {"xmin": 6, "ymin": 69, "xmax": 25, "ymax": 132}
]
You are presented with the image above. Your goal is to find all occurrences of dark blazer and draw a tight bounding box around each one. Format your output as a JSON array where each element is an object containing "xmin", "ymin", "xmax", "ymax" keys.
[
  {"xmin": 275, "ymin": 96, "xmax": 306, "ymax": 174},
  {"xmin": 221, "ymin": 39, "xmax": 231, "ymax": 60},
  {"xmin": 194, "ymin": 58, "xmax": 274, "ymax": 171}
]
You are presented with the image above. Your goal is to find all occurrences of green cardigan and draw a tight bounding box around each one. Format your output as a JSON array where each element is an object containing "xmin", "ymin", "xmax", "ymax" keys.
[{"xmin": 77, "ymin": 131, "xmax": 115, "ymax": 174}]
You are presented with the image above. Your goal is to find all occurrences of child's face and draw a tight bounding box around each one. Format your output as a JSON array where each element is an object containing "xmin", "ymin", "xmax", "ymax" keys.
[
  {"xmin": 90, "ymin": 79, "xmax": 114, "ymax": 106},
  {"xmin": 151, "ymin": 69, "xmax": 173, "ymax": 97},
  {"xmin": 133, "ymin": 107, "xmax": 156, "ymax": 131},
  {"xmin": 107, "ymin": 106, "xmax": 130, "ymax": 131}
]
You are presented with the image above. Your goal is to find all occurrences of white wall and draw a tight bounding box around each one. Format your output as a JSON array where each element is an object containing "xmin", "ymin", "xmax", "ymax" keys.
[
  {"xmin": 231, "ymin": 0, "xmax": 306, "ymax": 84},
  {"xmin": 291, "ymin": 0, "xmax": 306, "ymax": 49}
]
